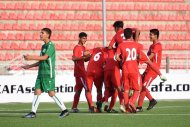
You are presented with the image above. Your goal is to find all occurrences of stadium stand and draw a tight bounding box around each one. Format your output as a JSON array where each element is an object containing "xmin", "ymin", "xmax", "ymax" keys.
[{"xmin": 0, "ymin": 0, "xmax": 190, "ymax": 73}]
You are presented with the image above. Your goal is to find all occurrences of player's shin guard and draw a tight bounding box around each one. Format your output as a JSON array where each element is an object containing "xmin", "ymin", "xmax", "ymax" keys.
[
  {"xmin": 32, "ymin": 95, "xmax": 40, "ymax": 113},
  {"xmin": 72, "ymin": 93, "xmax": 80, "ymax": 109},
  {"xmin": 145, "ymin": 88, "xmax": 153, "ymax": 101},
  {"xmin": 52, "ymin": 95, "xmax": 66, "ymax": 111}
]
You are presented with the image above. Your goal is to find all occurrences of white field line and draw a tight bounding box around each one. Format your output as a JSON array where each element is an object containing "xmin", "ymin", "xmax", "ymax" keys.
[{"xmin": 0, "ymin": 105, "xmax": 190, "ymax": 111}]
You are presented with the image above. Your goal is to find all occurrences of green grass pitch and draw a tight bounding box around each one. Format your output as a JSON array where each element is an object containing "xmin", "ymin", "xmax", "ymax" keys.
[{"xmin": 0, "ymin": 100, "xmax": 190, "ymax": 127}]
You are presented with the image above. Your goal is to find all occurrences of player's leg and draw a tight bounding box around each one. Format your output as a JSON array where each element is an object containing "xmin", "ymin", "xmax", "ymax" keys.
[
  {"xmin": 24, "ymin": 77, "xmax": 42, "ymax": 118},
  {"xmin": 103, "ymin": 71, "xmax": 112, "ymax": 110},
  {"xmin": 128, "ymin": 73, "xmax": 141, "ymax": 113},
  {"xmin": 122, "ymin": 72, "xmax": 130, "ymax": 112},
  {"xmin": 72, "ymin": 77, "xmax": 83, "ymax": 112},
  {"xmin": 42, "ymin": 77, "xmax": 69, "ymax": 118},
  {"xmin": 85, "ymin": 73, "xmax": 95, "ymax": 111},
  {"xmin": 94, "ymin": 76, "xmax": 103, "ymax": 112},
  {"xmin": 113, "ymin": 68, "xmax": 124, "ymax": 109},
  {"xmin": 107, "ymin": 88, "xmax": 118, "ymax": 113}
]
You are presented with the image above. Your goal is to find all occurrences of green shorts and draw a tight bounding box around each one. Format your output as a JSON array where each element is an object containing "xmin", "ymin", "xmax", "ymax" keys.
[{"xmin": 35, "ymin": 77, "xmax": 55, "ymax": 92}]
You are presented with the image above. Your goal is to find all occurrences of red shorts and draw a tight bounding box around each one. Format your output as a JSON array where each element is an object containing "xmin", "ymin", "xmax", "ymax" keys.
[
  {"xmin": 142, "ymin": 72, "xmax": 157, "ymax": 88},
  {"xmin": 104, "ymin": 68, "xmax": 121, "ymax": 89},
  {"xmin": 122, "ymin": 72, "xmax": 141, "ymax": 92},
  {"xmin": 86, "ymin": 71, "xmax": 104, "ymax": 91},
  {"xmin": 75, "ymin": 76, "xmax": 87, "ymax": 91}
]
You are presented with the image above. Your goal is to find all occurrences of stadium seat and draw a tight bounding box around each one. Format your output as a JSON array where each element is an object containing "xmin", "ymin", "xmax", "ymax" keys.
[
  {"xmin": 0, "ymin": 53, "xmax": 4, "ymax": 61},
  {"xmin": 61, "ymin": 43, "xmax": 70, "ymax": 50},
  {"xmin": 29, "ymin": 23, "xmax": 37, "ymax": 30},
  {"xmin": 23, "ymin": 3, "xmax": 31, "ymax": 10},
  {"xmin": 47, "ymin": 3, "xmax": 56, "ymax": 10},
  {"xmin": 1, "ymin": 42, "xmax": 10, "ymax": 50},
  {"xmin": 33, "ymin": 13, "xmax": 42, "ymax": 20},
  {"xmin": 82, "ymin": 13, "xmax": 90, "ymax": 20},
  {"xmin": 15, "ymin": 3, "xmax": 24, "ymax": 10},
  {"xmin": 6, "ymin": 3, "xmax": 15, "ymax": 10},
  {"xmin": 63, "ymin": 3, "xmax": 71, "ymax": 10},
  {"xmin": 16, "ymin": 33, "xmax": 24, "ymax": 40},
  {"xmin": 0, "ymin": 3, "xmax": 6, "ymax": 10},
  {"xmin": 58, "ymin": 13, "xmax": 66, "ymax": 20},
  {"xmin": 27, "ymin": 42, "xmax": 36, "ymax": 50},
  {"xmin": 66, "ymin": 13, "xmax": 75, "ymax": 20},
  {"xmin": 57, "ymin": 33, "xmax": 65, "ymax": 40},
  {"xmin": 17, "ymin": 13, "xmax": 25, "ymax": 20},
  {"xmin": 33, "ymin": 33, "xmax": 40, "ymax": 40},
  {"xmin": 55, "ymin": 43, "xmax": 62, "ymax": 50},
  {"xmin": 4, "ymin": 23, "xmax": 12, "ymax": 30},
  {"xmin": 21, "ymin": 24, "xmax": 29, "ymax": 30},
  {"xmin": 5, "ymin": 52, "xmax": 13, "ymax": 60},
  {"xmin": 25, "ymin": 13, "xmax": 34, "ymax": 20},
  {"xmin": 12, "ymin": 23, "xmax": 20, "ymax": 30},
  {"xmin": 10, "ymin": 42, "xmax": 19, "ymax": 50},
  {"xmin": 39, "ymin": 3, "xmax": 47, "ymax": 10},
  {"xmin": 42, "ymin": 13, "xmax": 50, "ymax": 20},
  {"xmin": 0, "ymin": 12, "xmax": 9, "ymax": 19},
  {"xmin": 7, "ymin": 33, "xmax": 16, "ymax": 40},
  {"xmin": 78, "ymin": 24, "xmax": 87, "ymax": 31},
  {"xmin": 19, "ymin": 42, "xmax": 27, "ymax": 50},
  {"xmin": 31, "ymin": 3, "xmax": 39, "ymax": 10},
  {"xmin": 36, "ymin": 43, "xmax": 42, "ymax": 50},
  {"xmin": 24, "ymin": 33, "xmax": 33, "ymax": 40},
  {"xmin": 9, "ymin": 12, "xmax": 17, "ymax": 19},
  {"xmin": 55, "ymin": 3, "xmax": 63, "ymax": 10},
  {"xmin": 50, "ymin": 13, "xmax": 58, "ymax": 20},
  {"xmin": 0, "ymin": 24, "xmax": 4, "ymax": 30}
]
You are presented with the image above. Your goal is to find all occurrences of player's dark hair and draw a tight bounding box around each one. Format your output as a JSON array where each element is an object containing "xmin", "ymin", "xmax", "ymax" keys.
[
  {"xmin": 113, "ymin": 21, "xmax": 124, "ymax": 29},
  {"xmin": 150, "ymin": 29, "xmax": 159, "ymax": 39},
  {"xmin": 124, "ymin": 28, "xmax": 133, "ymax": 39},
  {"xmin": 79, "ymin": 32, "xmax": 87, "ymax": 38},
  {"xmin": 41, "ymin": 28, "xmax": 52, "ymax": 39}
]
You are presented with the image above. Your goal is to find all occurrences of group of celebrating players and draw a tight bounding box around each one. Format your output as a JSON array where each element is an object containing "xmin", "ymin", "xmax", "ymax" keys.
[
  {"xmin": 21, "ymin": 20, "xmax": 167, "ymax": 119},
  {"xmin": 71, "ymin": 20, "xmax": 167, "ymax": 113}
]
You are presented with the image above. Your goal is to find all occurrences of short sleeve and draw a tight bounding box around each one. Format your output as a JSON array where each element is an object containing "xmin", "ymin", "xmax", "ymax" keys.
[
  {"xmin": 152, "ymin": 43, "xmax": 162, "ymax": 54},
  {"xmin": 45, "ymin": 44, "xmax": 55, "ymax": 57}
]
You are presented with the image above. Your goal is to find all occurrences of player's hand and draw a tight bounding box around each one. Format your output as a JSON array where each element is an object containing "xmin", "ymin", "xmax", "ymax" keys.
[
  {"xmin": 23, "ymin": 55, "xmax": 33, "ymax": 61},
  {"xmin": 160, "ymin": 75, "xmax": 167, "ymax": 82}
]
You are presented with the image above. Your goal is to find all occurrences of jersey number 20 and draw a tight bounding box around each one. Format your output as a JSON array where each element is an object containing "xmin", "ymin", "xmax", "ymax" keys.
[{"xmin": 126, "ymin": 48, "xmax": 137, "ymax": 61}]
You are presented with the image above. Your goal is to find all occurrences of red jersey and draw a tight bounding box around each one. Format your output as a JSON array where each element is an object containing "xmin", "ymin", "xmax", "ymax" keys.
[
  {"xmin": 109, "ymin": 29, "xmax": 124, "ymax": 48},
  {"xmin": 87, "ymin": 47, "xmax": 107, "ymax": 73},
  {"xmin": 145, "ymin": 42, "xmax": 162, "ymax": 74},
  {"xmin": 104, "ymin": 48, "xmax": 120, "ymax": 71},
  {"xmin": 116, "ymin": 41, "xmax": 141, "ymax": 73},
  {"xmin": 109, "ymin": 28, "xmax": 138, "ymax": 48},
  {"xmin": 73, "ymin": 44, "xmax": 86, "ymax": 77}
]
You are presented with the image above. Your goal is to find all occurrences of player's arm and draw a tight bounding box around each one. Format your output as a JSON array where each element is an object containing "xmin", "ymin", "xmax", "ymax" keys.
[
  {"xmin": 72, "ymin": 55, "xmax": 91, "ymax": 62},
  {"xmin": 24, "ymin": 54, "xmax": 49, "ymax": 61},
  {"xmin": 21, "ymin": 62, "xmax": 40, "ymax": 69},
  {"xmin": 146, "ymin": 59, "xmax": 167, "ymax": 81},
  {"xmin": 108, "ymin": 35, "xmax": 116, "ymax": 49},
  {"xmin": 115, "ymin": 46, "xmax": 122, "ymax": 61},
  {"xmin": 148, "ymin": 52, "xmax": 155, "ymax": 60},
  {"xmin": 134, "ymin": 28, "xmax": 140, "ymax": 42}
]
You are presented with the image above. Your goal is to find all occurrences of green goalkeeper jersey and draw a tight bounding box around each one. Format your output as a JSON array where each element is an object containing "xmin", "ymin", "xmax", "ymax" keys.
[{"xmin": 38, "ymin": 41, "xmax": 56, "ymax": 78}]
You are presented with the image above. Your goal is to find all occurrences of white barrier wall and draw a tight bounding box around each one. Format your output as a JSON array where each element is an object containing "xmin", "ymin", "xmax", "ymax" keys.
[{"xmin": 0, "ymin": 72, "xmax": 190, "ymax": 103}]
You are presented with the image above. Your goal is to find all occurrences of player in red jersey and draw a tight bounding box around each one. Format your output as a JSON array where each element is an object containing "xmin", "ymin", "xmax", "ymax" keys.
[
  {"xmin": 71, "ymin": 32, "xmax": 96, "ymax": 113},
  {"xmin": 103, "ymin": 48, "xmax": 125, "ymax": 113},
  {"xmin": 137, "ymin": 29, "xmax": 163, "ymax": 112},
  {"xmin": 108, "ymin": 21, "xmax": 124, "ymax": 49},
  {"xmin": 116, "ymin": 28, "xmax": 142, "ymax": 113},
  {"xmin": 84, "ymin": 47, "xmax": 108, "ymax": 112},
  {"xmin": 108, "ymin": 21, "xmax": 140, "ymax": 49}
]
